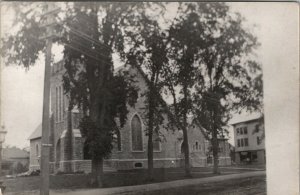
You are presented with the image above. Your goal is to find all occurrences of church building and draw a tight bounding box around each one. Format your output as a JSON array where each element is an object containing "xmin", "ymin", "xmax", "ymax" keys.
[{"xmin": 29, "ymin": 61, "xmax": 231, "ymax": 173}]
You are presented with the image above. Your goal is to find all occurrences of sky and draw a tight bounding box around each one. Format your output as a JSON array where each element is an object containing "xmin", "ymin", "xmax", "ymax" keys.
[{"xmin": 0, "ymin": 2, "xmax": 288, "ymax": 148}]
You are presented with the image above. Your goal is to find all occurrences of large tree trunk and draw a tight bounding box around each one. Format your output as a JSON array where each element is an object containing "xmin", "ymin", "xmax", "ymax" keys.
[
  {"xmin": 212, "ymin": 133, "xmax": 220, "ymax": 174},
  {"xmin": 90, "ymin": 158, "xmax": 104, "ymax": 187},
  {"xmin": 89, "ymin": 99, "xmax": 105, "ymax": 187},
  {"xmin": 147, "ymin": 101, "xmax": 154, "ymax": 181},
  {"xmin": 147, "ymin": 76, "xmax": 157, "ymax": 181},
  {"xmin": 182, "ymin": 84, "xmax": 191, "ymax": 177},
  {"xmin": 147, "ymin": 127, "xmax": 154, "ymax": 181},
  {"xmin": 182, "ymin": 126, "xmax": 191, "ymax": 177}
]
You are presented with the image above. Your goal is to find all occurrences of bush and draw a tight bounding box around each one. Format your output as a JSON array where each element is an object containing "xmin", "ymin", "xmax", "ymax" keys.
[{"xmin": 14, "ymin": 162, "xmax": 28, "ymax": 174}]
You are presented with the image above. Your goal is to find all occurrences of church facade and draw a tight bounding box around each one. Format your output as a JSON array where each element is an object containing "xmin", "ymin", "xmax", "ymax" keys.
[{"xmin": 29, "ymin": 61, "xmax": 231, "ymax": 173}]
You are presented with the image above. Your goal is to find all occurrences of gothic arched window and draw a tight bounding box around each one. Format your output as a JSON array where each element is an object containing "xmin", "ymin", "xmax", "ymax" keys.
[
  {"xmin": 36, "ymin": 144, "xmax": 39, "ymax": 156},
  {"xmin": 131, "ymin": 114, "xmax": 143, "ymax": 151}
]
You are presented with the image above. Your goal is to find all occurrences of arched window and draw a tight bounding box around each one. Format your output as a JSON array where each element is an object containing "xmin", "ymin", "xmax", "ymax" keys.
[
  {"xmin": 36, "ymin": 144, "xmax": 39, "ymax": 156},
  {"xmin": 195, "ymin": 141, "xmax": 199, "ymax": 150},
  {"xmin": 180, "ymin": 142, "xmax": 184, "ymax": 154},
  {"xmin": 131, "ymin": 114, "xmax": 143, "ymax": 151}
]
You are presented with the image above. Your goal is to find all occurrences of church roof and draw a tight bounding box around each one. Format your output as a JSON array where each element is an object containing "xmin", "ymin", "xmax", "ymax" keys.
[{"xmin": 28, "ymin": 123, "xmax": 42, "ymax": 140}]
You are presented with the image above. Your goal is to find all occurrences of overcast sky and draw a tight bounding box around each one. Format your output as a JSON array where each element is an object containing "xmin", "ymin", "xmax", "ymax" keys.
[{"xmin": 0, "ymin": 2, "xmax": 294, "ymax": 148}]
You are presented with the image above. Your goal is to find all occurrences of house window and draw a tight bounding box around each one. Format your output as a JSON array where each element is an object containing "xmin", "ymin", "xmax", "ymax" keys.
[
  {"xmin": 131, "ymin": 115, "xmax": 143, "ymax": 151},
  {"xmin": 252, "ymin": 151, "xmax": 258, "ymax": 162},
  {"xmin": 244, "ymin": 127, "xmax": 248, "ymax": 134},
  {"xmin": 236, "ymin": 128, "xmax": 239, "ymax": 135},
  {"xmin": 237, "ymin": 139, "xmax": 241, "ymax": 147},
  {"xmin": 244, "ymin": 138, "xmax": 249, "ymax": 146},
  {"xmin": 153, "ymin": 131, "xmax": 160, "ymax": 151},
  {"xmin": 241, "ymin": 139, "xmax": 244, "ymax": 147},
  {"xmin": 257, "ymin": 136, "xmax": 261, "ymax": 145}
]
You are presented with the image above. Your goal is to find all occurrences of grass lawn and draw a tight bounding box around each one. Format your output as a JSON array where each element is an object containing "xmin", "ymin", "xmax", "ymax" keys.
[{"xmin": 3, "ymin": 166, "xmax": 266, "ymax": 193}]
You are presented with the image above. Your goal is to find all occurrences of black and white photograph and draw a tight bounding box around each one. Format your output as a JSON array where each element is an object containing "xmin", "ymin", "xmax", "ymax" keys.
[{"xmin": 0, "ymin": 2, "xmax": 298, "ymax": 195}]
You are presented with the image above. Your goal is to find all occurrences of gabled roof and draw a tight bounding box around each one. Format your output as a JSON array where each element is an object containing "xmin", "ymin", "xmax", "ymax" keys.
[
  {"xmin": 28, "ymin": 123, "xmax": 42, "ymax": 140},
  {"xmin": 230, "ymin": 115, "xmax": 263, "ymax": 126}
]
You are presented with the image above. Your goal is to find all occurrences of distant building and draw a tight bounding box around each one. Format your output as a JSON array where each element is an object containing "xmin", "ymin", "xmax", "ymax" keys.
[
  {"xmin": 232, "ymin": 117, "xmax": 265, "ymax": 164},
  {"xmin": 2, "ymin": 147, "xmax": 29, "ymax": 175},
  {"xmin": 28, "ymin": 124, "xmax": 42, "ymax": 171},
  {"xmin": 28, "ymin": 61, "xmax": 231, "ymax": 173}
]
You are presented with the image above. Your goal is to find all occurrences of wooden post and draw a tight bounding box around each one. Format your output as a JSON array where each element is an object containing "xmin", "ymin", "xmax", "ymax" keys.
[
  {"xmin": 40, "ymin": 38, "xmax": 52, "ymax": 195},
  {"xmin": 39, "ymin": 3, "xmax": 60, "ymax": 195}
]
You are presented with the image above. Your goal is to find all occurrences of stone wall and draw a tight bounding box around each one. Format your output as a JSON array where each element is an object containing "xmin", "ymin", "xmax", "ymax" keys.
[
  {"xmin": 49, "ymin": 63, "xmax": 232, "ymax": 172},
  {"xmin": 29, "ymin": 138, "xmax": 41, "ymax": 171}
]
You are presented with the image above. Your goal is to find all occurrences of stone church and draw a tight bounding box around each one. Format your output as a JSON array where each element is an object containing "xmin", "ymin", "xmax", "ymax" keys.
[{"xmin": 29, "ymin": 61, "xmax": 231, "ymax": 173}]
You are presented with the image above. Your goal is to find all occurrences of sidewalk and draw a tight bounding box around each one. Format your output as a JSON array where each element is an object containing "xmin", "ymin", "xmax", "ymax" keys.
[{"xmin": 6, "ymin": 171, "xmax": 265, "ymax": 195}]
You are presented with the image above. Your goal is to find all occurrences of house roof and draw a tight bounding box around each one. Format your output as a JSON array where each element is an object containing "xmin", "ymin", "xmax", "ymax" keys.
[
  {"xmin": 230, "ymin": 115, "xmax": 263, "ymax": 126},
  {"xmin": 2, "ymin": 147, "xmax": 29, "ymax": 160},
  {"xmin": 28, "ymin": 123, "xmax": 42, "ymax": 140}
]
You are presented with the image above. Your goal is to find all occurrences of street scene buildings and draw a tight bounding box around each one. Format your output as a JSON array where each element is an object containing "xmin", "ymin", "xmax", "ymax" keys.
[
  {"xmin": 5, "ymin": 2, "xmax": 298, "ymax": 195},
  {"xmin": 29, "ymin": 61, "xmax": 231, "ymax": 173}
]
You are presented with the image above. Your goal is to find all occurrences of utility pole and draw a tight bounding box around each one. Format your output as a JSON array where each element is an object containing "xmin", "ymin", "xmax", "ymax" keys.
[{"xmin": 39, "ymin": 3, "xmax": 60, "ymax": 195}]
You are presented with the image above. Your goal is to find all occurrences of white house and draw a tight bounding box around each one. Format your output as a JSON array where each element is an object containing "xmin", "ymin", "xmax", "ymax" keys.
[{"xmin": 232, "ymin": 117, "xmax": 265, "ymax": 164}]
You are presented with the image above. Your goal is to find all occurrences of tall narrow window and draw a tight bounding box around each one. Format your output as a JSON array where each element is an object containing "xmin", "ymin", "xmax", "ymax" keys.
[
  {"xmin": 55, "ymin": 87, "xmax": 58, "ymax": 122},
  {"xmin": 241, "ymin": 139, "xmax": 244, "ymax": 147},
  {"xmin": 117, "ymin": 129, "xmax": 122, "ymax": 151},
  {"xmin": 58, "ymin": 86, "xmax": 61, "ymax": 122},
  {"xmin": 61, "ymin": 86, "xmax": 65, "ymax": 120},
  {"xmin": 195, "ymin": 141, "xmax": 199, "ymax": 150},
  {"xmin": 244, "ymin": 127, "xmax": 248, "ymax": 134},
  {"xmin": 237, "ymin": 139, "xmax": 241, "ymax": 147},
  {"xmin": 257, "ymin": 136, "xmax": 260, "ymax": 145},
  {"xmin": 153, "ymin": 131, "xmax": 160, "ymax": 151},
  {"xmin": 244, "ymin": 138, "xmax": 249, "ymax": 146},
  {"xmin": 36, "ymin": 144, "xmax": 39, "ymax": 156},
  {"xmin": 131, "ymin": 115, "xmax": 143, "ymax": 151}
]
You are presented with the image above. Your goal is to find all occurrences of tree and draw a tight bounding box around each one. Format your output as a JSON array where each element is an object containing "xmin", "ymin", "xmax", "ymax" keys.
[
  {"xmin": 119, "ymin": 3, "xmax": 169, "ymax": 180},
  {"xmin": 165, "ymin": 2, "xmax": 262, "ymax": 175},
  {"xmin": 164, "ymin": 3, "xmax": 203, "ymax": 177},
  {"xmin": 1, "ymin": 2, "xmax": 139, "ymax": 187},
  {"xmin": 178, "ymin": 3, "xmax": 261, "ymax": 174},
  {"xmin": 58, "ymin": 3, "xmax": 141, "ymax": 187}
]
